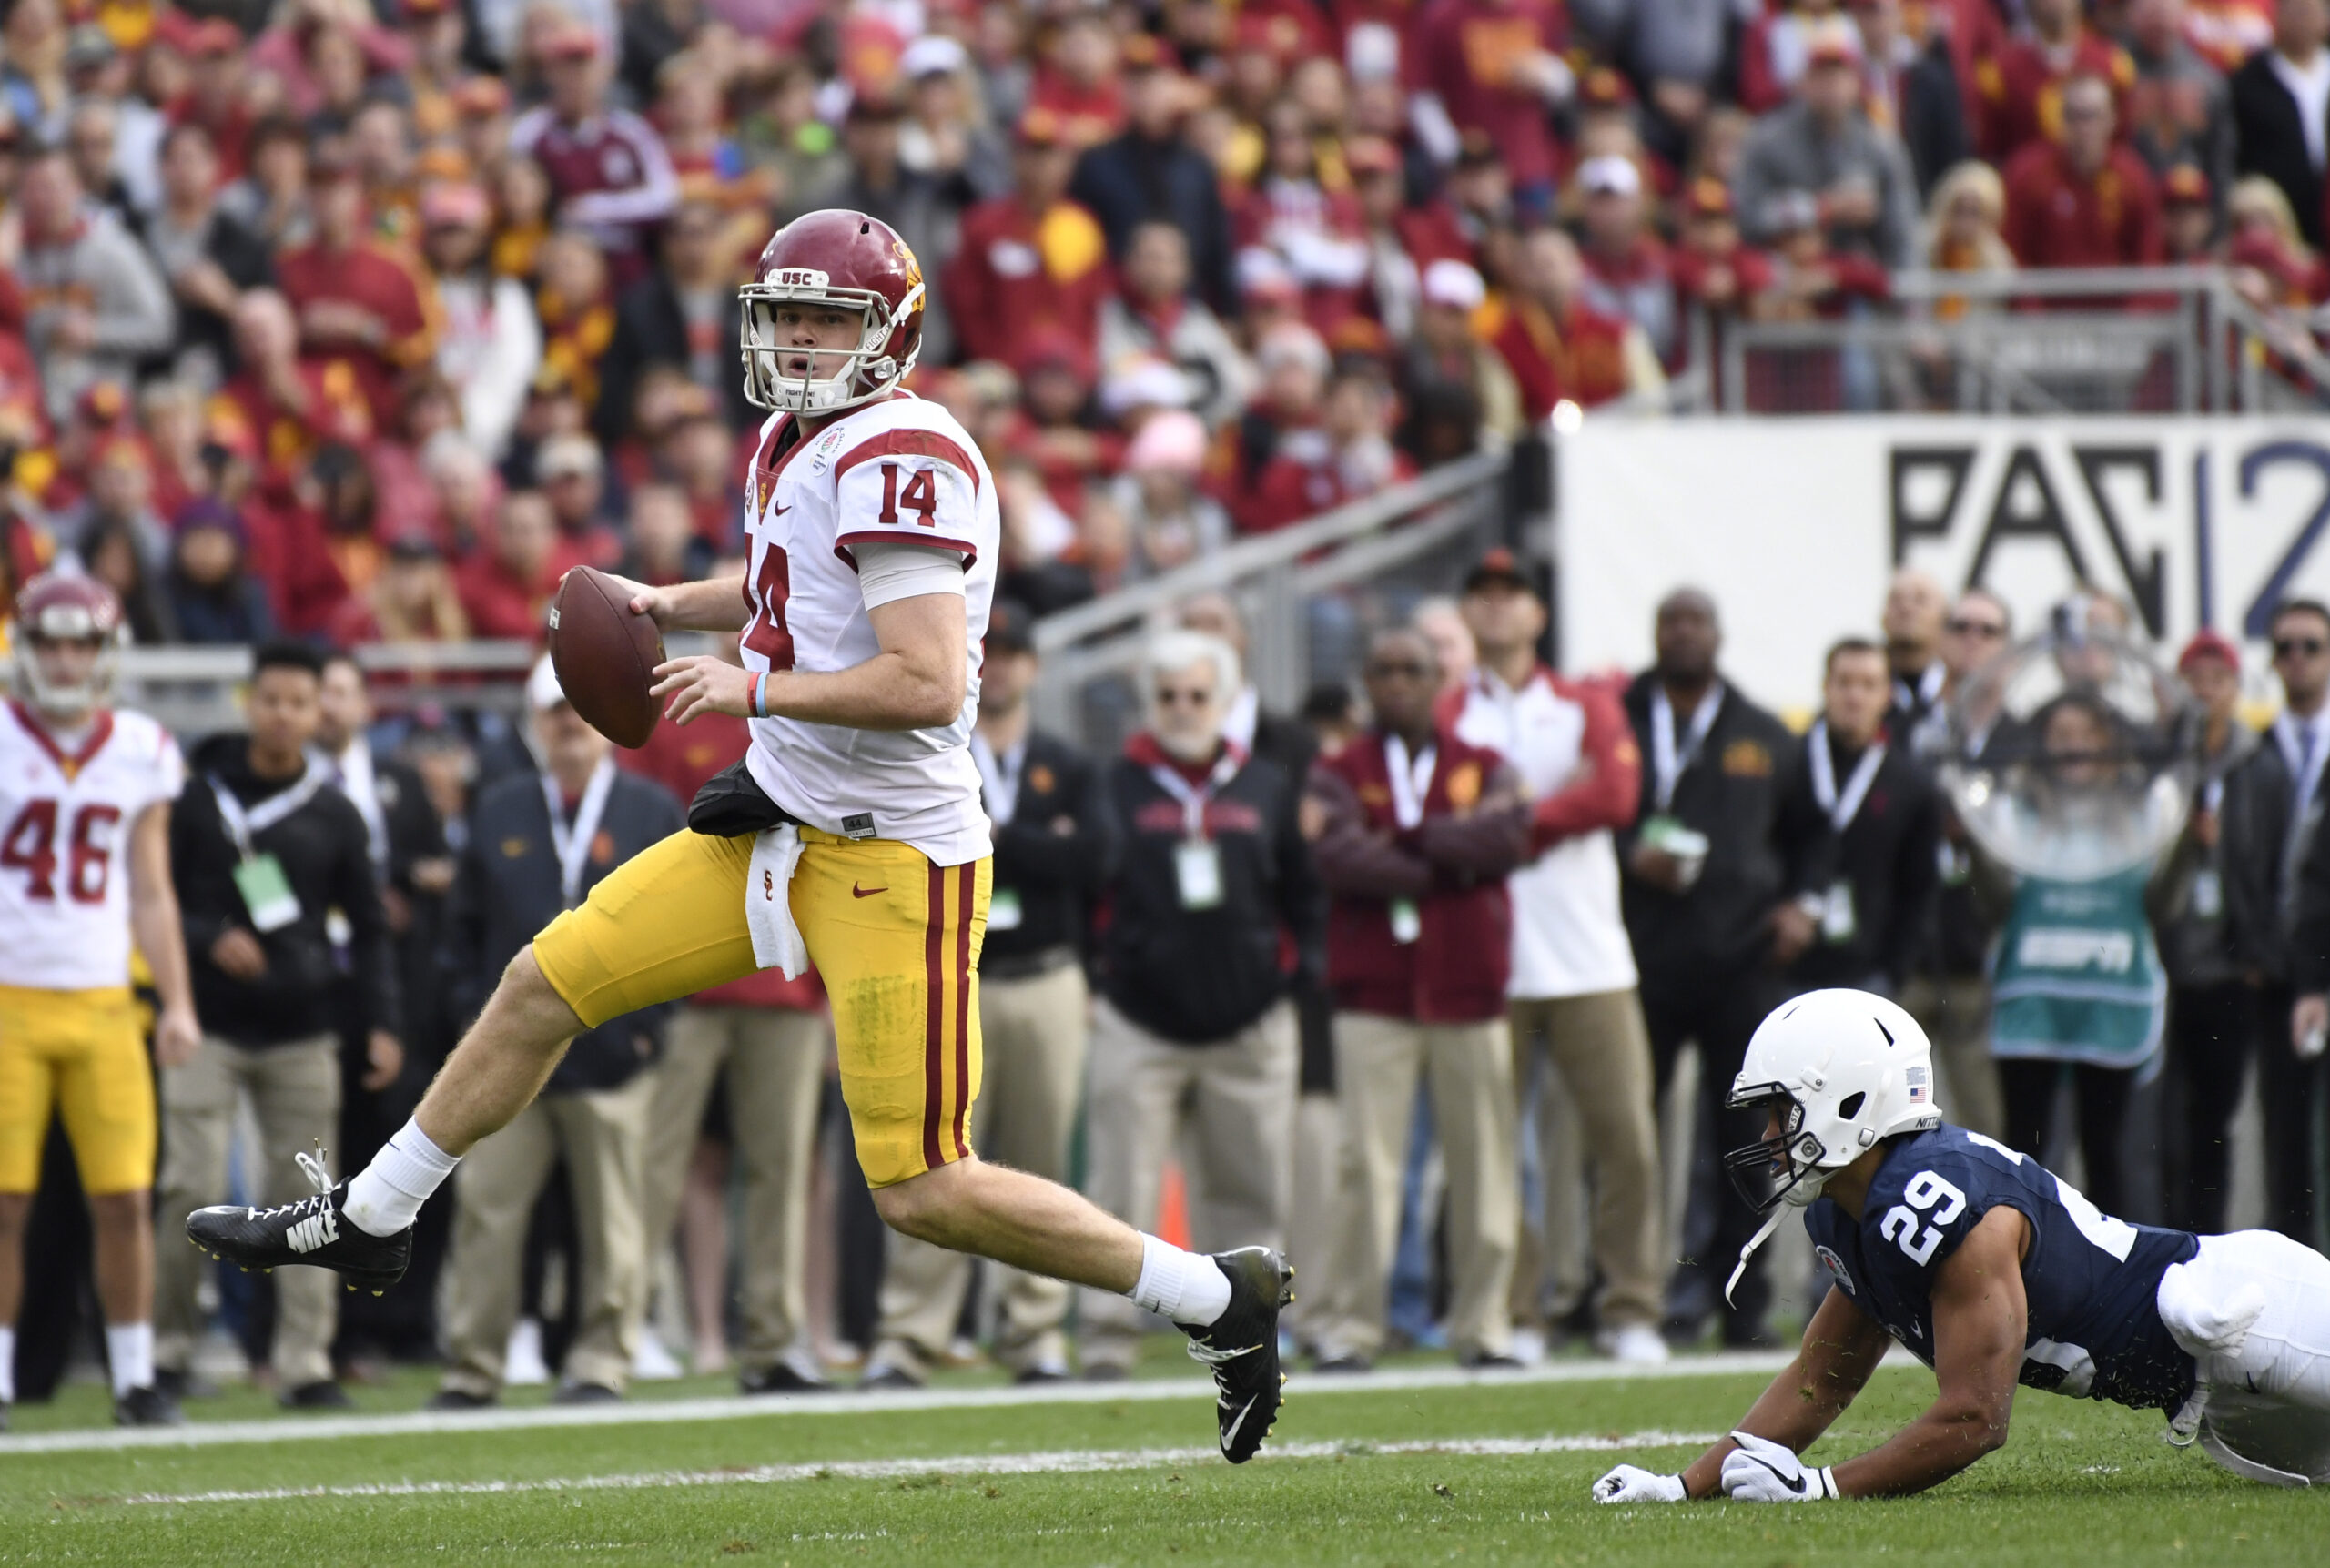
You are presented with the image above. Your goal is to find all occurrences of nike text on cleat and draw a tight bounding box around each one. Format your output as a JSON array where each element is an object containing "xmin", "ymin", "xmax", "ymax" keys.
[
  {"xmin": 185, "ymin": 1149, "xmax": 410, "ymax": 1294},
  {"xmin": 1180, "ymin": 1247, "xmax": 1292, "ymax": 1464}
]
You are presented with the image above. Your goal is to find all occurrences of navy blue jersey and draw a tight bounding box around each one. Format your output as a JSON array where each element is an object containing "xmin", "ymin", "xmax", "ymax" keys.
[{"xmin": 1803, "ymin": 1125, "xmax": 2200, "ymax": 1412}]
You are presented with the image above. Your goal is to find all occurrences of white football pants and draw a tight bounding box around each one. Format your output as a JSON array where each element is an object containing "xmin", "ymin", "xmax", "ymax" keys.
[{"xmin": 2155, "ymin": 1229, "xmax": 2330, "ymax": 1485}]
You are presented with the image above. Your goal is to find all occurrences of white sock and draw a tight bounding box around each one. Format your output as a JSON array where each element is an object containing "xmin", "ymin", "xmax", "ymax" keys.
[
  {"xmin": 344, "ymin": 1119, "xmax": 461, "ymax": 1237},
  {"xmin": 1127, "ymin": 1233, "xmax": 1233, "ymax": 1327},
  {"xmin": 105, "ymin": 1322, "xmax": 154, "ymax": 1398},
  {"xmin": 0, "ymin": 1326, "xmax": 15, "ymax": 1403}
]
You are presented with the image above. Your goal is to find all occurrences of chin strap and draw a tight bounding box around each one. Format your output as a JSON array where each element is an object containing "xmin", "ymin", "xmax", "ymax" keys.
[{"xmin": 1726, "ymin": 1206, "xmax": 1790, "ymax": 1308}]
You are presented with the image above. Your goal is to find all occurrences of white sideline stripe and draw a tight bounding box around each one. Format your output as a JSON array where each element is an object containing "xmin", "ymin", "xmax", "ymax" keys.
[
  {"xmin": 117, "ymin": 1432, "xmax": 1727, "ymax": 1507},
  {"xmin": 0, "ymin": 1352, "xmax": 1794, "ymax": 1457}
]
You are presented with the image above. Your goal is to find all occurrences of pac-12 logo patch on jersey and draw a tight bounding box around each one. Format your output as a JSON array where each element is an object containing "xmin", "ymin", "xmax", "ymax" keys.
[{"xmin": 1817, "ymin": 1244, "xmax": 1856, "ymax": 1296}]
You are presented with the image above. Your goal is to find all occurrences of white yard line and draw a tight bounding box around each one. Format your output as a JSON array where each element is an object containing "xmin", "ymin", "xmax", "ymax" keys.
[
  {"xmin": 116, "ymin": 1431, "xmax": 1727, "ymax": 1507},
  {"xmin": 0, "ymin": 1351, "xmax": 1793, "ymax": 1458}
]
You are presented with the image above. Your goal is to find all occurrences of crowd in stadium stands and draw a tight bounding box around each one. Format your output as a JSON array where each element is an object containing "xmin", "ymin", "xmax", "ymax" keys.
[{"xmin": 0, "ymin": 0, "xmax": 2322, "ymax": 651}]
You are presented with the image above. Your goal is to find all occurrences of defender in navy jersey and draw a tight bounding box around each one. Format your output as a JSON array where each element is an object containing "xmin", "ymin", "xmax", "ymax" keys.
[{"xmin": 1594, "ymin": 990, "xmax": 2330, "ymax": 1502}]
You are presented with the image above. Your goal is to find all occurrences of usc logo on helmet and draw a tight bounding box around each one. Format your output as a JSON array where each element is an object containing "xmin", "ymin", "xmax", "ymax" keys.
[{"xmin": 893, "ymin": 239, "xmax": 923, "ymax": 290}]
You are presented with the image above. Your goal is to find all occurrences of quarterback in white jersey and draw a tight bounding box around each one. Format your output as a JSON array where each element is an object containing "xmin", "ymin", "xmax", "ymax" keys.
[
  {"xmin": 210, "ymin": 211, "xmax": 1294, "ymax": 1467},
  {"xmin": 0, "ymin": 575, "xmax": 200, "ymax": 1429}
]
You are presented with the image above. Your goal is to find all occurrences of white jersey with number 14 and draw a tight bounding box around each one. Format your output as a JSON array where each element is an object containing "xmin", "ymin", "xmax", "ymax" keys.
[
  {"xmin": 737, "ymin": 391, "xmax": 999, "ymax": 866},
  {"xmin": 0, "ymin": 702, "xmax": 185, "ymax": 990}
]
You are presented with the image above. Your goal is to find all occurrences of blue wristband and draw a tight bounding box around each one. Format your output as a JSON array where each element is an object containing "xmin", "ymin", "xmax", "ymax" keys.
[{"xmin": 751, "ymin": 673, "xmax": 768, "ymax": 719}]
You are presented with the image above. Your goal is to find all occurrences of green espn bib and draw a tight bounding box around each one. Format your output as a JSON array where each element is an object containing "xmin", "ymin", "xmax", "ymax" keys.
[{"xmin": 1989, "ymin": 866, "xmax": 2164, "ymax": 1075}]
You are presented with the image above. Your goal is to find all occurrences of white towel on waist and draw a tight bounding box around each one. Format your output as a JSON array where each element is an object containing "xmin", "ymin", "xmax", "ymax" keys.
[{"xmin": 746, "ymin": 824, "xmax": 810, "ymax": 979}]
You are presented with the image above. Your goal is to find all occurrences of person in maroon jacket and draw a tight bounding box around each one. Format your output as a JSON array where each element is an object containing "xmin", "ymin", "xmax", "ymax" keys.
[
  {"xmin": 1303, "ymin": 626, "xmax": 1532, "ymax": 1371},
  {"xmin": 2001, "ymin": 74, "xmax": 2167, "ymax": 272},
  {"xmin": 941, "ymin": 109, "xmax": 1112, "ymax": 369}
]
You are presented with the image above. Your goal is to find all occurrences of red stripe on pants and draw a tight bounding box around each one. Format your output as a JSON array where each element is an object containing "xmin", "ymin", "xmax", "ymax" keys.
[
  {"xmin": 922, "ymin": 861, "xmax": 947, "ymax": 1170},
  {"xmin": 951, "ymin": 861, "xmax": 975, "ymax": 1158}
]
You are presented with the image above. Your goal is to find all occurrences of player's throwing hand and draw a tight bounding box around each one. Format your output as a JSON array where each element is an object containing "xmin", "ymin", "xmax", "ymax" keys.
[
  {"xmin": 1721, "ymin": 1431, "xmax": 1840, "ymax": 1502},
  {"xmin": 651, "ymin": 655, "xmax": 755, "ymax": 724}
]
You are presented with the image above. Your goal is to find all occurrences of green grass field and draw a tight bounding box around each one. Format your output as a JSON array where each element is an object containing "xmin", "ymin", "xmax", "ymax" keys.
[{"xmin": 3, "ymin": 1352, "xmax": 2324, "ymax": 1566}]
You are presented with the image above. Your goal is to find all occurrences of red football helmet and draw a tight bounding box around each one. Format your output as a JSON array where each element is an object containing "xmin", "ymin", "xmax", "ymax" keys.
[
  {"xmin": 12, "ymin": 572, "xmax": 125, "ymax": 720},
  {"xmin": 738, "ymin": 209, "xmax": 927, "ymax": 413}
]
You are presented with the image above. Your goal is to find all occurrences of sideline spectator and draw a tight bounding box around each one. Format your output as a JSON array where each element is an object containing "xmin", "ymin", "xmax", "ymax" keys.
[
  {"xmin": 1097, "ymin": 219, "xmax": 1253, "ymax": 429},
  {"xmin": 422, "ymin": 182, "xmax": 539, "ymax": 464},
  {"xmin": 2125, "ymin": 0, "xmax": 2239, "ymax": 201},
  {"xmin": 1445, "ymin": 553, "xmax": 1667, "ymax": 1364},
  {"xmin": 1071, "ymin": 48, "xmax": 1238, "ymax": 317},
  {"xmin": 509, "ymin": 25, "xmax": 678, "ymax": 288},
  {"xmin": 165, "ymin": 499, "xmax": 276, "ymax": 645},
  {"xmin": 455, "ymin": 489, "xmax": 556, "ymax": 642},
  {"xmin": 2160, "ymin": 631, "xmax": 2261, "ymax": 1236},
  {"xmin": 17, "ymin": 146, "xmax": 174, "ymax": 419},
  {"xmin": 870, "ymin": 603, "xmax": 1107, "ymax": 1387},
  {"xmin": 1881, "ymin": 567, "xmax": 1950, "ymax": 740},
  {"xmin": 1492, "ymin": 227, "xmax": 1664, "ymax": 417},
  {"xmin": 595, "ymin": 197, "xmax": 749, "ymax": 447},
  {"xmin": 431, "ymin": 657, "xmax": 682, "ymax": 1408},
  {"xmin": 1769, "ymin": 637, "xmax": 1941, "ymax": 995},
  {"xmin": 1976, "ymin": 0, "xmax": 2137, "ymax": 164},
  {"xmin": 275, "ymin": 147, "xmax": 437, "ymax": 430},
  {"xmin": 157, "ymin": 641, "xmax": 400, "ymax": 1410},
  {"xmin": 1307, "ymin": 626, "xmax": 1529, "ymax": 1371},
  {"xmin": 945, "ymin": 108, "xmax": 1111, "ymax": 372},
  {"xmin": 2254, "ymin": 601, "xmax": 2330, "ymax": 1247},
  {"xmin": 1078, "ymin": 629, "xmax": 1321, "ymax": 1377},
  {"xmin": 139, "ymin": 121, "xmax": 272, "ymax": 392},
  {"xmin": 1617, "ymin": 589, "xmax": 1796, "ymax": 1345}
]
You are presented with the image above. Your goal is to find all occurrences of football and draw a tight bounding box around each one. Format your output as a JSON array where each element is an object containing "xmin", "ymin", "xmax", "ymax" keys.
[{"xmin": 546, "ymin": 566, "xmax": 664, "ymax": 748}]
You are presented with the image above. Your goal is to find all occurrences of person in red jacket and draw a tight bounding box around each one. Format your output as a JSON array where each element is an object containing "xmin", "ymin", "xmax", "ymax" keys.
[
  {"xmin": 941, "ymin": 108, "xmax": 1113, "ymax": 369},
  {"xmin": 1975, "ymin": 0, "xmax": 2137, "ymax": 161},
  {"xmin": 1303, "ymin": 625, "xmax": 1531, "ymax": 1371},
  {"xmin": 2001, "ymin": 74, "xmax": 2167, "ymax": 269},
  {"xmin": 273, "ymin": 147, "xmax": 440, "ymax": 431},
  {"xmin": 1491, "ymin": 227, "xmax": 1656, "ymax": 417},
  {"xmin": 1251, "ymin": 362, "xmax": 1416, "ymax": 527},
  {"xmin": 453, "ymin": 489, "xmax": 557, "ymax": 642},
  {"xmin": 1413, "ymin": 0, "xmax": 1574, "ymax": 213}
]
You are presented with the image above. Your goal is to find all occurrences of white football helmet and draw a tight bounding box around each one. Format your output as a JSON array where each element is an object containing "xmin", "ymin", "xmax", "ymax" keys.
[{"xmin": 1724, "ymin": 988, "xmax": 1944, "ymax": 1213}]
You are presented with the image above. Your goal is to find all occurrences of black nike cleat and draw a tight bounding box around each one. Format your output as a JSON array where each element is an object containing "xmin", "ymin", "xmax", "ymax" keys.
[
  {"xmin": 114, "ymin": 1385, "xmax": 184, "ymax": 1427},
  {"xmin": 186, "ymin": 1152, "xmax": 410, "ymax": 1293},
  {"xmin": 1180, "ymin": 1247, "xmax": 1292, "ymax": 1465}
]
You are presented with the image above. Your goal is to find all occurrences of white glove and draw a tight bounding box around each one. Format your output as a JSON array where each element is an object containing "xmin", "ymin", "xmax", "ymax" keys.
[
  {"xmin": 1592, "ymin": 1463, "xmax": 1687, "ymax": 1504},
  {"xmin": 1720, "ymin": 1431, "xmax": 1840, "ymax": 1502}
]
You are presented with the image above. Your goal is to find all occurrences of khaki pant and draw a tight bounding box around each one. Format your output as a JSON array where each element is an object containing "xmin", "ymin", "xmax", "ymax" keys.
[
  {"xmin": 1078, "ymin": 998, "xmax": 1297, "ymax": 1371},
  {"xmin": 1507, "ymin": 989, "xmax": 1666, "ymax": 1330},
  {"xmin": 1285, "ymin": 1089, "xmax": 1344, "ymax": 1348},
  {"xmin": 877, "ymin": 961, "xmax": 1089, "ymax": 1376},
  {"xmin": 155, "ymin": 1033, "xmax": 341, "ymax": 1389},
  {"xmin": 1901, "ymin": 974, "xmax": 2003, "ymax": 1140},
  {"xmin": 441, "ymin": 1073, "xmax": 654, "ymax": 1398},
  {"xmin": 640, "ymin": 1005, "xmax": 827, "ymax": 1378},
  {"xmin": 1316, "ymin": 1013, "xmax": 1519, "ymax": 1362}
]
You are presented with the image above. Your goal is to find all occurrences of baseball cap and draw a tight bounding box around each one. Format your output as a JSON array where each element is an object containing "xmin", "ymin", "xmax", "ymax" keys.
[
  {"xmin": 1806, "ymin": 20, "xmax": 1863, "ymax": 68},
  {"xmin": 2162, "ymin": 165, "xmax": 2212, "ymax": 207},
  {"xmin": 527, "ymin": 652, "xmax": 570, "ymax": 711},
  {"xmin": 1578, "ymin": 155, "xmax": 1641, "ymax": 198},
  {"xmin": 1687, "ymin": 177, "xmax": 1736, "ymax": 219},
  {"xmin": 1464, "ymin": 547, "xmax": 1535, "ymax": 595},
  {"xmin": 455, "ymin": 76, "xmax": 512, "ymax": 118},
  {"xmin": 420, "ymin": 181, "xmax": 491, "ymax": 228},
  {"xmin": 2178, "ymin": 629, "xmax": 2240, "ymax": 674},
  {"xmin": 542, "ymin": 25, "xmax": 602, "ymax": 62},
  {"xmin": 1421, "ymin": 258, "xmax": 1486, "ymax": 312},
  {"xmin": 537, "ymin": 434, "xmax": 604, "ymax": 481},
  {"xmin": 900, "ymin": 34, "xmax": 967, "ymax": 79},
  {"xmin": 986, "ymin": 598, "xmax": 1038, "ymax": 656}
]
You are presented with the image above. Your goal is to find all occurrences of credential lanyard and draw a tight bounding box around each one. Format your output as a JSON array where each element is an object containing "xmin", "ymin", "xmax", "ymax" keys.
[
  {"xmin": 971, "ymin": 733, "xmax": 1024, "ymax": 828},
  {"xmin": 541, "ymin": 757, "xmax": 618, "ymax": 910},
  {"xmin": 1150, "ymin": 747, "xmax": 1243, "ymax": 840},
  {"xmin": 1384, "ymin": 733, "xmax": 1437, "ymax": 830},
  {"xmin": 1808, "ymin": 721, "xmax": 1885, "ymax": 834},
  {"xmin": 209, "ymin": 763, "xmax": 329, "ymax": 863},
  {"xmin": 1650, "ymin": 683, "xmax": 1723, "ymax": 813}
]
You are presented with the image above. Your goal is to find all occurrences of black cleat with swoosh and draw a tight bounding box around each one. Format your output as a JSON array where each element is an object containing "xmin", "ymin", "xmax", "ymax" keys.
[
  {"xmin": 186, "ymin": 1152, "xmax": 410, "ymax": 1294},
  {"xmin": 1180, "ymin": 1247, "xmax": 1293, "ymax": 1464}
]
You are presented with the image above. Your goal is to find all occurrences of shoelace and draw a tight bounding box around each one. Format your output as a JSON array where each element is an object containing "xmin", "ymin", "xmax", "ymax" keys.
[{"xmin": 251, "ymin": 1149, "xmax": 337, "ymax": 1223}]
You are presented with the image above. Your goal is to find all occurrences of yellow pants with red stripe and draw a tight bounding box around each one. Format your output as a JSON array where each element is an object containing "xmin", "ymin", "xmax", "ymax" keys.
[
  {"xmin": 532, "ymin": 826, "xmax": 988, "ymax": 1188},
  {"xmin": 0, "ymin": 984, "xmax": 155, "ymax": 1196}
]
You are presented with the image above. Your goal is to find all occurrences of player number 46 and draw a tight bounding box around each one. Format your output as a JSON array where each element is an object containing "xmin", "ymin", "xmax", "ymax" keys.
[
  {"xmin": 0, "ymin": 799, "xmax": 121, "ymax": 904},
  {"xmin": 1879, "ymin": 1170, "xmax": 1967, "ymax": 1266}
]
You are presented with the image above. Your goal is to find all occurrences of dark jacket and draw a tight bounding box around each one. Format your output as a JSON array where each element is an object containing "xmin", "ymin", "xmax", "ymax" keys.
[
  {"xmin": 1773, "ymin": 725, "xmax": 1943, "ymax": 992},
  {"xmin": 167, "ymin": 567, "xmax": 277, "ymax": 646},
  {"xmin": 1617, "ymin": 673, "xmax": 1797, "ymax": 978},
  {"xmin": 441, "ymin": 764, "xmax": 684, "ymax": 1093},
  {"xmin": 2160, "ymin": 723, "xmax": 2260, "ymax": 989},
  {"xmin": 2231, "ymin": 49, "xmax": 2329, "ymax": 248},
  {"xmin": 1895, "ymin": 36, "xmax": 1971, "ymax": 200},
  {"xmin": 1097, "ymin": 733, "xmax": 1324, "ymax": 1043},
  {"xmin": 174, "ymin": 735, "xmax": 400, "ymax": 1047},
  {"xmin": 2224, "ymin": 721, "xmax": 2316, "ymax": 985},
  {"xmin": 1069, "ymin": 133, "xmax": 1240, "ymax": 318},
  {"xmin": 982, "ymin": 727, "xmax": 1112, "ymax": 972},
  {"xmin": 1307, "ymin": 728, "xmax": 1529, "ymax": 1023},
  {"xmin": 592, "ymin": 270, "xmax": 755, "ymax": 447},
  {"xmin": 329, "ymin": 746, "xmax": 453, "ymax": 1075}
]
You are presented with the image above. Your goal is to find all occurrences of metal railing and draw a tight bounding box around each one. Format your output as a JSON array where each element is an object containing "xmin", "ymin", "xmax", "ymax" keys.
[
  {"xmin": 1674, "ymin": 266, "xmax": 2330, "ymax": 416},
  {"xmin": 1029, "ymin": 449, "xmax": 1518, "ymax": 750}
]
